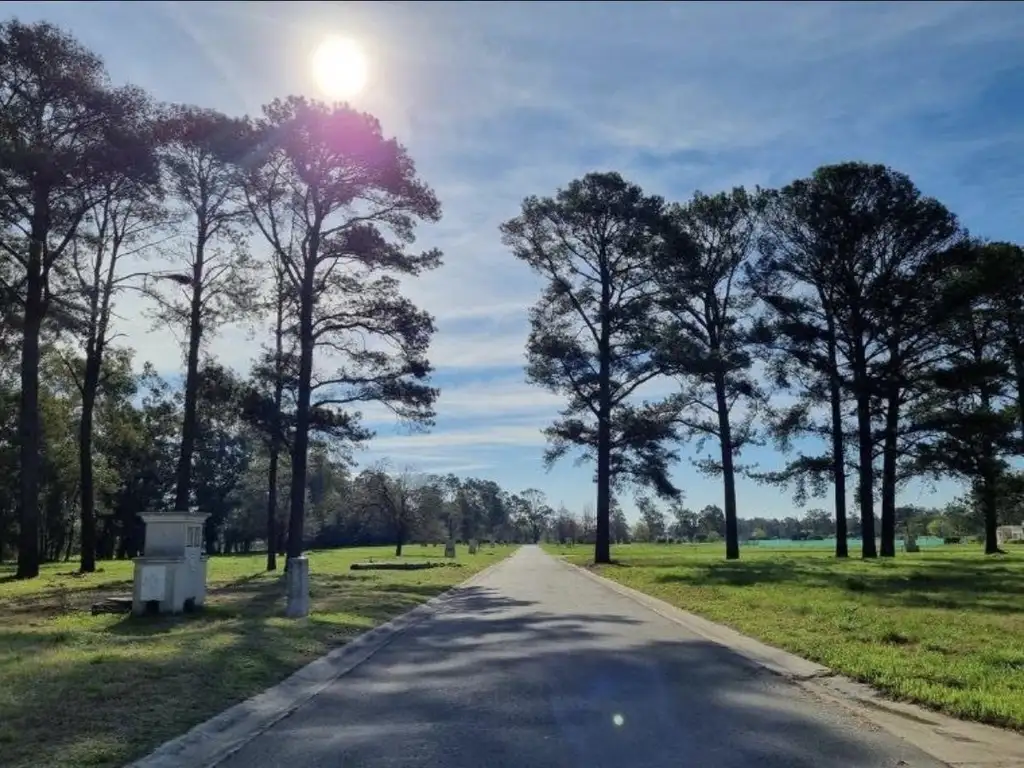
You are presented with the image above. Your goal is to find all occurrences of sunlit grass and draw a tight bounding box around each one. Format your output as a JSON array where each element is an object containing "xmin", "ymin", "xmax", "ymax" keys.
[
  {"xmin": 0, "ymin": 544, "xmax": 516, "ymax": 768},
  {"xmin": 545, "ymin": 541, "xmax": 1024, "ymax": 731}
]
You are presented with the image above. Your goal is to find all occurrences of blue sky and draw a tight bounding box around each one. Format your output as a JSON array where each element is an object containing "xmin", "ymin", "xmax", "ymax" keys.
[{"xmin": 11, "ymin": 1, "xmax": 1024, "ymax": 520}]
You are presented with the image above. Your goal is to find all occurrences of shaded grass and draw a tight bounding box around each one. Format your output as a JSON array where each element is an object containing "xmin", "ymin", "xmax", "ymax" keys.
[
  {"xmin": 0, "ymin": 544, "xmax": 516, "ymax": 768},
  {"xmin": 544, "ymin": 542, "xmax": 1024, "ymax": 731}
]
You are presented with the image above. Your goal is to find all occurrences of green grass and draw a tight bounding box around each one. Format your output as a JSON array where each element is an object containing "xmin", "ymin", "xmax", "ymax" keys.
[
  {"xmin": 0, "ymin": 544, "xmax": 516, "ymax": 768},
  {"xmin": 545, "ymin": 541, "xmax": 1024, "ymax": 731}
]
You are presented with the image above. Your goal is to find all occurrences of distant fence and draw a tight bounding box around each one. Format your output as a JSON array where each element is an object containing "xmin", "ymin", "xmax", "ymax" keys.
[{"xmin": 745, "ymin": 536, "xmax": 947, "ymax": 550}]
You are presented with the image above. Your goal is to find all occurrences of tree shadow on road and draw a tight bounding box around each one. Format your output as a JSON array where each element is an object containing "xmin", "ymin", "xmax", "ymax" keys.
[{"xmin": 216, "ymin": 584, "xmax": 933, "ymax": 768}]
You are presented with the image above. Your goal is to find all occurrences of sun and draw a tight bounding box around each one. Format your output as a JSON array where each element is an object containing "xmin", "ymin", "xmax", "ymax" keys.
[{"xmin": 310, "ymin": 36, "xmax": 368, "ymax": 100}]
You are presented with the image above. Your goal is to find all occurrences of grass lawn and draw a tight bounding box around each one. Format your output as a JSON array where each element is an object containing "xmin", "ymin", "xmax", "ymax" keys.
[
  {"xmin": 545, "ymin": 541, "xmax": 1024, "ymax": 731},
  {"xmin": 0, "ymin": 544, "xmax": 516, "ymax": 768}
]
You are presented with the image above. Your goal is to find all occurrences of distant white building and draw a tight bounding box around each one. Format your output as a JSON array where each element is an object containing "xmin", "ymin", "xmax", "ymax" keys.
[{"xmin": 996, "ymin": 525, "xmax": 1024, "ymax": 545}]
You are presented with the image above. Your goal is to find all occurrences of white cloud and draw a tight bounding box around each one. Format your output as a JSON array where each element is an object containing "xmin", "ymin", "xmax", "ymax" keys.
[
  {"xmin": 355, "ymin": 376, "xmax": 561, "ymax": 427},
  {"xmin": 427, "ymin": 332, "xmax": 527, "ymax": 371},
  {"xmin": 371, "ymin": 424, "xmax": 544, "ymax": 452},
  {"xmin": 435, "ymin": 378, "xmax": 562, "ymax": 419}
]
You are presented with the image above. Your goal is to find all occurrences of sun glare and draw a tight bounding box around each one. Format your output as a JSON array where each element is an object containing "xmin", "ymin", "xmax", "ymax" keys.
[{"xmin": 310, "ymin": 36, "xmax": 368, "ymax": 100}]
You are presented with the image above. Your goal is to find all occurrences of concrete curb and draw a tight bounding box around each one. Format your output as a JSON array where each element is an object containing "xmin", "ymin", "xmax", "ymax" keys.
[
  {"xmin": 552, "ymin": 553, "xmax": 1024, "ymax": 768},
  {"xmin": 126, "ymin": 551, "xmax": 518, "ymax": 768}
]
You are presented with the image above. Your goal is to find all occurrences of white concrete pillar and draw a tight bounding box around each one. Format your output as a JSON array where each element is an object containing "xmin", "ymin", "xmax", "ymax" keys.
[{"xmin": 285, "ymin": 556, "xmax": 310, "ymax": 618}]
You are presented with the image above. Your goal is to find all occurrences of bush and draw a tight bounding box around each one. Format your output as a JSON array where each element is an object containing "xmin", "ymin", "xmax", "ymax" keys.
[{"xmin": 944, "ymin": 536, "xmax": 962, "ymax": 544}]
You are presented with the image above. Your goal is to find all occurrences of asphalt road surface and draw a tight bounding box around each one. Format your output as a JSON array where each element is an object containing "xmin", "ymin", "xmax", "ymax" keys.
[{"xmin": 221, "ymin": 546, "xmax": 944, "ymax": 768}]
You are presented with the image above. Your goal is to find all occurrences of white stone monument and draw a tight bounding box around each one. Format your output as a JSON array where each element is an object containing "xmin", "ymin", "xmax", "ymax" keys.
[{"xmin": 132, "ymin": 512, "xmax": 210, "ymax": 616}]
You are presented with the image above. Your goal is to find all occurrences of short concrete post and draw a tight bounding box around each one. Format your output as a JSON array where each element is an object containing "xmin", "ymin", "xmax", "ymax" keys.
[{"xmin": 285, "ymin": 556, "xmax": 310, "ymax": 618}]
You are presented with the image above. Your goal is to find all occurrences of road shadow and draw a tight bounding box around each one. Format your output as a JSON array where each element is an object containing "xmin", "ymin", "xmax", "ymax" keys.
[{"xmin": 215, "ymin": 582, "xmax": 933, "ymax": 768}]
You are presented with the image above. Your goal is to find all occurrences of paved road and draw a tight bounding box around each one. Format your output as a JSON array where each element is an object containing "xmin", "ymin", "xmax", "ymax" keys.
[{"xmin": 222, "ymin": 546, "xmax": 943, "ymax": 768}]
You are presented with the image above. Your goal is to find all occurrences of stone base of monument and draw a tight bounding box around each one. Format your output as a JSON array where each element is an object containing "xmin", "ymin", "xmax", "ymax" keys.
[
  {"xmin": 285, "ymin": 556, "xmax": 310, "ymax": 618},
  {"xmin": 444, "ymin": 540, "xmax": 456, "ymax": 558},
  {"xmin": 91, "ymin": 595, "xmax": 133, "ymax": 615},
  {"xmin": 133, "ymin": 556, "xmax": 209, "ymax": 616}
]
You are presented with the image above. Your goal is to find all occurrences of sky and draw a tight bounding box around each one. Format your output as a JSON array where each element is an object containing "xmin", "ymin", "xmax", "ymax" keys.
[{"xmin": 9, "ymin": 1, "xmax": 1024, "ymax": 520}]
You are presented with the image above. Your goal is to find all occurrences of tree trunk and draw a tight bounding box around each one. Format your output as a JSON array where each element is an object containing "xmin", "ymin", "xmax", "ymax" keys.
[
  {"xmin": 265, "ymin": 265, "xmax": 287, "ymax": 572},
  {"xmin": 826, "ymin": 333, "xmax": 848, "ymax": 558},
  {"xmin": 64, "ymin": 519, "xmax": 74, "ymax": 562},
  {"xmin": 16, "ymin": 201, "xmax": 46, "ymax": 580},
  {"xmin": 1013, "ymin": 338, "xmax": 1024, "ymax": 442},
  {"xmin": 174, "ymin": 242, "xmax": 205, "ymax": 513},
  {"xmin": 855, "ymin": 386, "xmax": 877, "ymax": 558},
  {"xmin": 594, "ymin": 286, "xmax": 612, "ymax": 565},
  {"xmin": 78, "ymin": 351, "xmax": 100, "ymax": 573},
  {"xmin": 395, "ymin": 527, "xmax": 404, "ymax": 557},
  {"xmin": 265, "ymin": 444, "xmax": 278, "ymax": 572},
  {"xmin": 287, "ymin": 260, "xmax": 316, "ymax": 560},
  {"xmin": 852, "ymin": 334, "xmax": 877, "ymax": 558},
  {"xmin": 980, "ymin": 461, "xmax": 1001, "ymax": 556},
  {"xmin": 97, "ymin": 518, "xmax": 113, "ymax": 560},
  {"xmin": 879, "ymin": 390, "xmax": 899, "ymax": 557},
  {"xmin": 714, "ymin": 369, "xmax": 739, "ymax": 560}
]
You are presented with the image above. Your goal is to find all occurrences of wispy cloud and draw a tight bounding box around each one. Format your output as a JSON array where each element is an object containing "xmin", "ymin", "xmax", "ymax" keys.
[{"xmin": 370, "ymin": 424, "xmax": 544, "ymax": 453}]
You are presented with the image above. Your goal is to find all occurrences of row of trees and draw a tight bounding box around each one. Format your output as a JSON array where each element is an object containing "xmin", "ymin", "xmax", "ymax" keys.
[
  {"xmin": 541, "ymin": 492, "xmax": 1004, "ymax": 548},
  {"xmin": 629, "ymin": 498, "xmax": 998, "ymax": 545},
  {"xmin": 504, "ymin": 168, "xmax": 1024, "ymax": 562},
  {"xmin": 0, "ymin": 19, "xmax": 451, "ymax": 584},
  {"xmin": 0, "ymin": 338, "xmax": 569, "ymax": 567}
]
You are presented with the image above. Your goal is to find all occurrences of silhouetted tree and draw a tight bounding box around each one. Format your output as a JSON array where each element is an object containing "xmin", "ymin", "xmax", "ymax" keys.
[
  {"xmin": 910, "ymin": 247, "xmax": 1022, "ymax": 554},
  {"xmin": 501, "ymin": 172, "xmax": 680, "ymax": 564},
  {"xmin": 655, "ymin": 188, "xmax": 765, "ymax": 559},
  {"xmin": 69, "ymin": 107, "xmax": 167, "ymax": 571},
  {"xmin": 0, "ymin": 20, "xmax": 157, "ymax": 577},
  {"xmin": 245, "ymin": 97, "xmax": 442, "ymax": 573},
  {"xmin": 153, "ymin": 106, "xmax": 257, "ymax": 517}
]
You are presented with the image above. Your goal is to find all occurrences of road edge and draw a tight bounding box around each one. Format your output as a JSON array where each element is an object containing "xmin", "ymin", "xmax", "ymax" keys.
[
  {"xmin": 552, "ymin": 551, "xmax": 1024, "ymax": 768},
  {"xmin": 126, "ymin": 549, "xmax": 519, "ymax": 768}
]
